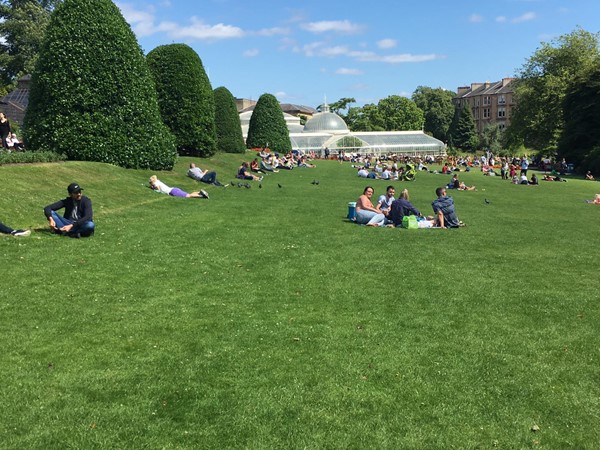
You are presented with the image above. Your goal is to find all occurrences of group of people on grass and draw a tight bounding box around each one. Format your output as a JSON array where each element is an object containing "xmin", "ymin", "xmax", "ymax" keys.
[{"xmin": 354, "ymin": 185, "xmax": 462, "ymax": 229}]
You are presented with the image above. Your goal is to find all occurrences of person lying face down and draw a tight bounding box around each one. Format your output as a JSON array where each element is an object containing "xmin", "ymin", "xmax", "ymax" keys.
[{"xmin": 149, "ymin": 175, "xmax": 209, "ymax": 198}]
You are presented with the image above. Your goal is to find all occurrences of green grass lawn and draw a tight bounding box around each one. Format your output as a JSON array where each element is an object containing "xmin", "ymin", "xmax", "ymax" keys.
[{"xmin": 1, "ymin": 154, "xmax": 599, "ymax": 449}]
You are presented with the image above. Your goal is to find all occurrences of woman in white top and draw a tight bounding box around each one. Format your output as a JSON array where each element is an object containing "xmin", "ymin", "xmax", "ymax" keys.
[{"xmin": 149, "ymin": 176, "xmax": 209, "ymax": 198}]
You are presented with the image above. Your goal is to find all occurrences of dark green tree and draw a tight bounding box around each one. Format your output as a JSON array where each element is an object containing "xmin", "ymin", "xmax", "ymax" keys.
[
  {"xmin": 480, "ymin": 123, "xmax": 504, "ymax": 155},
  {"xmin": 506, "ymin": 27, "xmax": 600, "ymax": 152},
  {"xmin": 345, "ymin": 103, "xmax": 384, "ymax": 131},
  {"xmin": 0, "ymin": 0, "xmax": 61, "ymax": 92},
  {"xmin": 213, "ymin": 86, "xmax": 245, "ymax": 153},
  {"xmin": 23, "ymin": 0, "xmax": 177, "ymax": 169},
  {"xmin": 147, "ymin": 44, "xmax": 216, "ymax": 157},
  {"xmin": 327, "ymin": 97, "xmax": 355, "ymax": 121},
  {"xmin": 377, "ymin": 95, "xmax": 424, "ymax": 131},
  {"xmin": 450, "ymin": 104, "xmax": 479, "ymax": 151},
  {"xmin": 246, "ymin": 93, "xmax": 291, "ymax": 153},
  {"xmin": 558, "ymin": 66, "xmax": 600, "ymax": 173},
  {"xmin": 411, "ymin": 86, "xmax": 455, "ymax": 142}
]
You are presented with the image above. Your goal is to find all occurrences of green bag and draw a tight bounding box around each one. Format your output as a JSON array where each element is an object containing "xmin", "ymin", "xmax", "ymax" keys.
[{"xmin": 402, "ymin": 215, "xmax": 418, "ymax": 229}]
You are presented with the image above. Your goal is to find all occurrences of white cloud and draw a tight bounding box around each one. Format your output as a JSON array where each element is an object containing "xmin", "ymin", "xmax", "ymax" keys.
[
  {"xmin": 512, "ymin": 12, "xmax": 537, "ymax": 23},
  {"xmin": 354, "ymin": 52, "xmax": 441, "ymax": 64},
  {"xmin": 117, "ymin": 3, "xmax": 249, "ymax": 41},
  {"xmin": 496, "ymin": 16, "xmax": 507, "ymax": 23},
  {"xmin": 377, "ymin": 39, "xmax": 397, "ymax": 49},
  {"xmin": 274, "ymin": 91, "xmax": 289, "ymax": 100},
  {"xmin": 169, "ymin": 17, "xmax": 245, "ymax": 40},
  {"xmin": 295, "ymin": 40, "xmax": 441, "ymax": 64},
  {"xmin": 243, "ymin": 48, "xmax": 260, "ymax": 57},
  {"xmin": 336, "ymin": 68, "xmax": 363, "ymax": 75},
  {"xmin": 300, "ymin": 20, "xmax": 364, "ymax": 34},
  {"xmin": 469, "ymin": 14, "xmax": 484, "ymax": 23},
  {"xmin": 255, "ymin": 27, "xmax": 290, "ymax": 37}
]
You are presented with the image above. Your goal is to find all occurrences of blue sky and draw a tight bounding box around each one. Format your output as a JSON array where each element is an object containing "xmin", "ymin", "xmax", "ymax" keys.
[{"xmin": 116, "ymin": 0, "xmax": 599, "ymax": 109}]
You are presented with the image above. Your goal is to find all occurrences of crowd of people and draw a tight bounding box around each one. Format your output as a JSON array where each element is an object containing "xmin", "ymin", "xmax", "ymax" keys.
[{"xmin": 5, "ymin": 146, "xmax": 600, "ymax": 240}]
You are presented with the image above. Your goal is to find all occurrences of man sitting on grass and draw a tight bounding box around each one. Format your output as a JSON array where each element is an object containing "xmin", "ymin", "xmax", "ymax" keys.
[
  {"xmin": 44, "ymin": 182, "xmax": 95, "ymax": 238},
  {"xmin": 432, "ymin": 187, "xmax": 463, "ymax": 228}
]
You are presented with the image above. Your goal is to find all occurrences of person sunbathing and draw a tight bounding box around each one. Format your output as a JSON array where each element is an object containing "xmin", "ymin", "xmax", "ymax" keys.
[{"xmin": 149, "ymin": 176, "xmax": 209, "ymax": 198}]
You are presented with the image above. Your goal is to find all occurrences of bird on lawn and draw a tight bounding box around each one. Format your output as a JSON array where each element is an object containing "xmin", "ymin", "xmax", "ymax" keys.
[
  {"xmin": 237, "ymin": 183, "xmax": 243, "ymax": 188},
  {"xmin": 244, "ymin": 183, "xmax": 251, "ymax": 189},
  {"xmin": 259, "ymin": 184, "xmax": 262, "ymax": 189},
  {"xmin": 311, "ymin": 180, "xmax": 317, "ymax": 185},
  {"xmin": 278, "ymin": 183, "xmax": 282, "ymax": 188},
  {"xmin": 485, "ymin": 198, "xmax": 490, "ymax": 204}
]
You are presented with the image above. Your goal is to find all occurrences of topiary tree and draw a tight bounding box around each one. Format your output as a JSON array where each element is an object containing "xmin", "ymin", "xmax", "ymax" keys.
[
  {"xmin": 246, "ymin": 93, "xmax": 291, "ymax": 153},
  {"xmin": 23, "ymin": 0, "xmax": 177, "ymax": 170},
  {"xmin": 213, "ymin": 86, "xmax": 245, "ymax": 153},
  {"xmin": 147, "ymin": 44, "xmax": 216, "ymax": 157}
]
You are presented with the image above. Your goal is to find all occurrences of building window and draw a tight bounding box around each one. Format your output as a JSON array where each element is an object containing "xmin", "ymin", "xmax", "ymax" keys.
[
  {"xmin": 498, "ymin": 123, "xmax": 506, "ymax": 130},
  {"xmin": 475, "ymin": 98, "xmax": 480, "ymax": 106},
  {"xmin": 498, "ymin": 95, "xmax": 506, "ymax": 105},
  {"xmin": 483, "ymin": 96, "xmax": 491, "ymax": 105},
  {"xmin": 498, "ymin": 108, "xmax": 506, "ymax": 118},
  {"xmin": 483, "ymin": 108, "xmax": 490, "ymax": 118}
]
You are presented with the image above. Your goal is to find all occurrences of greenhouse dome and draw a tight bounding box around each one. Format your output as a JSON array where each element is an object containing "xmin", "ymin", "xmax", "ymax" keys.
[{"xmin": 303, "ymin": 103, "xmax": 349, "ymax": 134}]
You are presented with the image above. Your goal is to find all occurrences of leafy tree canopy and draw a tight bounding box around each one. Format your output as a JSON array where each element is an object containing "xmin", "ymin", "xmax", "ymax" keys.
[
  {"xmin": 0, "ymin": 0, "xmax": 61, "ymax": 91},
  {"xmin": 412, "ymin": 86, "xmax": 455, "ymax": 142},
  {"xmin": 506, "ymin": 27, "xmax": 600, "ymax": 152},
  {"xmin": 558, "ymin": 65, "xmax": 600, "ymax": 173}
]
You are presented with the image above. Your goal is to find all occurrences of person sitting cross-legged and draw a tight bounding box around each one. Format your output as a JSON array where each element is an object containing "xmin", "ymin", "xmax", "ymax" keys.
[{"xmin": 44, "ymin": 182, "xmax": 95, "ymax": 238}]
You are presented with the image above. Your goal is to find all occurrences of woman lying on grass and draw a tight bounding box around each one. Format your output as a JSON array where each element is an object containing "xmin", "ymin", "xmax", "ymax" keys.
[{"xmin": 149, "ymin": 175, "xmax": 209, "ymax": 199}]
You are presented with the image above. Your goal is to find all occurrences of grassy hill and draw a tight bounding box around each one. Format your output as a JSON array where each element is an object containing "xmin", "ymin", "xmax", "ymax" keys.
[{"xmin": 1, "ymin": 154, "xmax": 599, "ymax": 448}]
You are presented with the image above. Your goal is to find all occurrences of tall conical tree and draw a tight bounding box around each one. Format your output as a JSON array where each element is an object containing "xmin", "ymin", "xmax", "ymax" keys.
[
  {"xmin": 147, "ymin": 44, "xmax": 216, "ymax": 157},
  {"xmin": 246, "ymin": 93, "xmax": 291, "ymax": 153},
  {"xmin": 23, "ymin": 0, "xmax": 177, "ymax": 170},
  {"xmin": 213, "ymin": 86, "xmax": 245, "ymax": 153},
  {"xmin": 450, "ymin": 104, "xmax": 479, "ymax": 151}
]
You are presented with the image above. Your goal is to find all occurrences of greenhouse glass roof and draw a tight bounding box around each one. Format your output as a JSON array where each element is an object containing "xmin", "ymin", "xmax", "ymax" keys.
[{"xmin": 289, "ymin": 131, "xmax": 446, "ymax": 155}]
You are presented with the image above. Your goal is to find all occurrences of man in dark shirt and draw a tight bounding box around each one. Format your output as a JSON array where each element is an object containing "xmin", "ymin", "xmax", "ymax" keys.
[
  {"xmin": 44, "ymin": 183, "xmax": 95, "ymax": 238},
  {"xmin": 432, "ymin": 187, "xmax": 461, "ymax": 228}
]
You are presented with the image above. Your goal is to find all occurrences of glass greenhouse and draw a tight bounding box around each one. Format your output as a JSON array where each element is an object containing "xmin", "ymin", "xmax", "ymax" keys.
[{"xmin": 241, "ymin": 103, "xmax": 447, "ymax": 157}]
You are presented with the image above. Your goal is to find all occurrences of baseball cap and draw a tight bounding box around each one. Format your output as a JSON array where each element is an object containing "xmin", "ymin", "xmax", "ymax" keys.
[{"xmin": 67, "ymin": 183, "xmax": 83, "ymax": 194}]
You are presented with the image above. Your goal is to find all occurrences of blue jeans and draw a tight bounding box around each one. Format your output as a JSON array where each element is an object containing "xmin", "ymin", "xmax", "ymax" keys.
[
  {"xmin": 356, "ymin": 210, "xmax": 385, "ymax": 226},
  {"xmin": 51, "ymin": 211, "xmax": 95, "ymax": 237}
]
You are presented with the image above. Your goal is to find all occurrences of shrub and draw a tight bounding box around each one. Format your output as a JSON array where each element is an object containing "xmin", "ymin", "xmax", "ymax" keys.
[
  {"xmin": 213, "ymin": 86, "xmax": 245, "ymax": 153},
  {"xmin": 0, "ymin": 150, "xmax": 65, "ymax": 165},
  {"xmin": 23, "ymin": 0, "xmax": 177, "ymax": 170},
  {"xmin": 147, "ymin": 44, "xmax": 216, "ymax": 157},
  {"xmin": 246, "ymin": 93, "xmax": 291, "ymax": 153}
]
